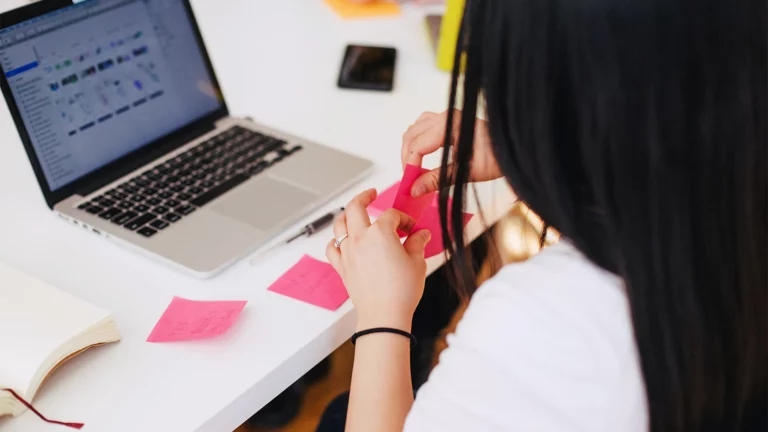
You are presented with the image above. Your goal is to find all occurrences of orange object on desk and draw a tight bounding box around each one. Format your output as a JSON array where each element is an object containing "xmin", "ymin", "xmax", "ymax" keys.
[{"xmin": 325, "ymin": 0, "xmax": 401, "ymax": 19}]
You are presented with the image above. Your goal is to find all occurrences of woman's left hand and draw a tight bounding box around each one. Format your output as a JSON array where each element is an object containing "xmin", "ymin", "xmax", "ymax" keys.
[{"xmin": 326, "ymin": 188, "xmax": 432, "ymax": 332}]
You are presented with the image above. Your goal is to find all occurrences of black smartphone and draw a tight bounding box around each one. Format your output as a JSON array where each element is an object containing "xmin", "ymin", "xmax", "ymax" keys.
[{"xmin": 338, "ymin": 45, "xmax": 397, "ymax": 91}]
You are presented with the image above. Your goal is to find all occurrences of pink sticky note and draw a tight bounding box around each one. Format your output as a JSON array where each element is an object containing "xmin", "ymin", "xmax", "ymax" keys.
[
  {"xmin": 412, "ymin": 204, "xmax": 474, "ymax": 259},
  {"xmin": 369, "ymin": 181, "xmax": 400, "ymax": 217},
  {"xmin": 268, "ymin": 255, "xmax": 349, "ymax": 311},
  {"xmin": 147, "ymin": 297, "xmax": 247, "ymax": 343},
  {"xmin": 392, "ymin": 165, "xmax": 433, "ymax": 235}
]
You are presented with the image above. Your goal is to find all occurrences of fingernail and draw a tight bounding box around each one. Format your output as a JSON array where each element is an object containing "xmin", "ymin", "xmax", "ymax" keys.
[
  {"xmin": 412, "ymin": 185, "xmax": 426, "ymax": 197},
  {"xmin": 423, "ymin": 230, "xmax": 432, "ymax": 243}
]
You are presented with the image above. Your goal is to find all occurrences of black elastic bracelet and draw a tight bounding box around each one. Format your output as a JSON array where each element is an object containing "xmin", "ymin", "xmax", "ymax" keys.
[{"xmin": 351, "ymin": 327, "xmax": 417, "ymax": 348}]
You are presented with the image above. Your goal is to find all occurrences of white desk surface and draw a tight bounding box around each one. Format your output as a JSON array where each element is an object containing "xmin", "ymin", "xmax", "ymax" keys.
[{"xmin": 0, "ymin": 1, "xmax": 514, "ymax": 431}]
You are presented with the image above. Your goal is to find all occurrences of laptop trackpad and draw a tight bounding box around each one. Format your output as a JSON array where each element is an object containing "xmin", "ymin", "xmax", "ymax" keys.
[{"xmin": 210, "ymin": 176, "xmax": 318, "ymax": 231}]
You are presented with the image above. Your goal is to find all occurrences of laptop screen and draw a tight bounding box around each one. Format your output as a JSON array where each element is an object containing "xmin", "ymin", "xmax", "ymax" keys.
[{"xmin": 0, "ymin": 0, "xmax": 223, "ymax": 191}]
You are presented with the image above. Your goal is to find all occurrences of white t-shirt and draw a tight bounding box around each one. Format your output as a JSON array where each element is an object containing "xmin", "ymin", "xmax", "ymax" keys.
[{"xmin": 404, "ymin": 240, "xmax": 648, "ymax": 431}]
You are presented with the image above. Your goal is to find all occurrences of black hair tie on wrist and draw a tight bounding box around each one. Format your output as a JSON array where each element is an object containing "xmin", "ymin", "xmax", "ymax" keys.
[{"xmin": 351, "ymin": 327, "xmax": 417, "ymax": 348}]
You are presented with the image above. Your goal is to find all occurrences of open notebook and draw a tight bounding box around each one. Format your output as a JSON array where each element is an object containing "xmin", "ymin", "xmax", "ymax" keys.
[{"xmin": 0, "ymin": 263, "xmax": 121, "ymax": 419}]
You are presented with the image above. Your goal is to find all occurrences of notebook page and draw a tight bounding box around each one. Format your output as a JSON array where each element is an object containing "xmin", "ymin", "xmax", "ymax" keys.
[{"xmin": 0, "ymin": 263, "xmax": 111, "ymax": 398}]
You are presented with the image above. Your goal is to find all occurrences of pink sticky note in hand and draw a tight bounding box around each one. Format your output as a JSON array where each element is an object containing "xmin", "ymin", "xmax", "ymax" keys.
[
  {"xmin": 268, "ymin": 255, "xmax": 349, "ymax": 311},
  {"xmin": 369, "ymin": 181, "xmax": 400, "ymax": 217},
  {"xmin": 147, "ymin": 297, "xmax": 247, "ymax": 343},
  {"xmin": 392, "ymin": 165, "xmax": 433, "ymax": 236},
  {"xmin": 368, "ymin": 166, "xmax": 474, "ymax": 252},
  {"xmin": 411, "ymin": 198, "xmax": 474, "ymax": 258}
]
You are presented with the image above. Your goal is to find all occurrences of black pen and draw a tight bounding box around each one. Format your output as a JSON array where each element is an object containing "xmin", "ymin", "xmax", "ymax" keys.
[{"xmin": 249, "ymin": 207, "xmax": 345, "ymax": 265}]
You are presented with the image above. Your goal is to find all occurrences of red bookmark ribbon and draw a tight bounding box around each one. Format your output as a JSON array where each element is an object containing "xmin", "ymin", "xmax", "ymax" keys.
[{"xmin": 1, "ymin": 388, "xmax": 84, "ymax": 429}]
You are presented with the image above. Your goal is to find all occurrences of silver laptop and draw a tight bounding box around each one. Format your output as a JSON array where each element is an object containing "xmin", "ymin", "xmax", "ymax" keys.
[{"xmin": 0, "ymin": 0, "xmax": 372, "ymax": 277}]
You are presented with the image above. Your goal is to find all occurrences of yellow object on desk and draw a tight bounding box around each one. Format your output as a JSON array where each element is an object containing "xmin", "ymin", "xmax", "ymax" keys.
[
  {"xmin": 436, "ymin": 0, "xmax": 465, "ymax": 71},
  {"xmin": 325, "ymin": 0, "xmax": 401, "ymax": 19}
]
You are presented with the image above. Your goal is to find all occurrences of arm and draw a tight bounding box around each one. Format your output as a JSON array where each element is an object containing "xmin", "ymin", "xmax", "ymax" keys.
[
  {"xmin": 346, "ymin": 325, "xmax": 413, "ymax": 432},
  {"xmin": 327, "ymin": 110, "xmax": 499, "ymax": 431},
  {"xmin": 325, "ymin": 190, "xmax": 431, "ymax": 432}
]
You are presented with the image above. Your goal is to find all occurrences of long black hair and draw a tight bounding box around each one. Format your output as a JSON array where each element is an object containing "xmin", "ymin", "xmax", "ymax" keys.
[{"xmin": 439, "ymin": 0, "xmax": 767, "ymax": 430}]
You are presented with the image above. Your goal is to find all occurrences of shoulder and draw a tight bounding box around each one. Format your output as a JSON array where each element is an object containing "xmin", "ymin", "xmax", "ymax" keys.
[
  {"xmin": 405, "ymin": 241, "xmax": 647, "ymax": 432},
  {"xmin": 464, "ymin": 240, "xmax": 635, "ymax": 368}
]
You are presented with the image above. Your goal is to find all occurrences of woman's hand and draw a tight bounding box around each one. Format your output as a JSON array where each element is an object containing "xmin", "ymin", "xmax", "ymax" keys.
[
  {"xmin": 401, "ymin": 109, "xmax": 502, "ymax": 197},
  {"xmin": 326, "ymin": 189, "xmax": 432, "ymax": 332}
]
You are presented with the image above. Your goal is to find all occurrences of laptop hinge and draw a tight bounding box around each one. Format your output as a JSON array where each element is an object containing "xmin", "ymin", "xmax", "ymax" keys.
[{"xmin": 215, "ymin": 114, "xmax": 237, "ymax": 128}]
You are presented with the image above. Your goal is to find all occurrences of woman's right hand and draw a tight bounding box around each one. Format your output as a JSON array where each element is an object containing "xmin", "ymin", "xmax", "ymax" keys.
[{"xmin": 401, "ymin": 109, "xmax": 502, "ymax": 197}]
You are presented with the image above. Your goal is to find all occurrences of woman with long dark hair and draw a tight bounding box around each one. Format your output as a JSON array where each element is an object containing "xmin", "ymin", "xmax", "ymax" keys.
[{"xmin": 324, "ymin": 0, "xmax": 767, "ymax": 430}]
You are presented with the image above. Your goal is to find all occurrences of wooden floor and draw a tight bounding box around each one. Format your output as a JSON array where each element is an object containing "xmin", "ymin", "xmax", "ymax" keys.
[
  {"xmin": 236, "ymin": 342, "xmax": 355, "ymax": 432},
  {"xmin": 236, "ymin": 203, "xmax": 553, "ymax": 432}
]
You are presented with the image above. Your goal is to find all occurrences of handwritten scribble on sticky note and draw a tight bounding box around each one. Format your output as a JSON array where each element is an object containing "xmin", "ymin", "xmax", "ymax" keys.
[
  {"xmin": 268, "ymin": 255, "xmax": 349, "ymax": 311},
  {"xmin": 146, "ymin": 297, "xmax": 247, "ymax": 343}
]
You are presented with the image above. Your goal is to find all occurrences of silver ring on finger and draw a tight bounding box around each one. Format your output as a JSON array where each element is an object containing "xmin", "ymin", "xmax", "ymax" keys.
[{"xmin": 333, "ymin": 234, "xmax": 349, "ymax": 249}]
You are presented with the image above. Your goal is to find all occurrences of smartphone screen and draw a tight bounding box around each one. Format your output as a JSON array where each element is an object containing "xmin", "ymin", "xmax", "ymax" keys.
[{"xmin": 338, "ymin": 45, "xmax": 397, "ymax": 91}]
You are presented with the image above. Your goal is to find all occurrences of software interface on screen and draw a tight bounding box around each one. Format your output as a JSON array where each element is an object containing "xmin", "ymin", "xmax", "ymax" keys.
[{"xmin": 0, "ymin": 0, "xmax": 222, "ymax": 191}]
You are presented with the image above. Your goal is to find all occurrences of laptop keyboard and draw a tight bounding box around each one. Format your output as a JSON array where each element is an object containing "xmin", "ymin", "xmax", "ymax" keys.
[{"xmin": 75, "ymin": 126, "xmax": 302, "ymax": 238}]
